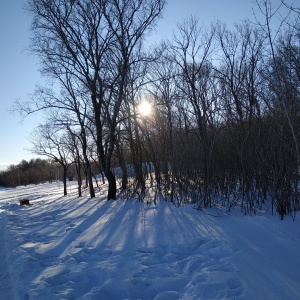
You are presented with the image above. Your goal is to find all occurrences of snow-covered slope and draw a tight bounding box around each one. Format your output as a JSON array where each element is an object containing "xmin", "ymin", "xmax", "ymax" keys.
[{"xmin": 0, "ymin": 183, "xmax": 299, "ymax": 299}]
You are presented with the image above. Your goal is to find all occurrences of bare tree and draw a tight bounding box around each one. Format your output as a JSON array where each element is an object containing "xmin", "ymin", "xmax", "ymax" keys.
[
  {"xmin": 25, "ymin": 0, "xmax": 165, "ymax": 200},
  {"xmin": 30, "ymin": 123, "xmax": 73, "ymax": 196},
  {"xmin": 167, "ymin": 17, "xmax": 218, "ymax": 205},
  {"xmin": 146, "ymin": 48, "xmax": 180, "ymax": 201},
  {"xmin": 253, "ymin": 0, "xmax": 300, "ymax": 218},
  {"xmin": 214, "ymin": 21, "xmax": 265, "ymax": 123},
  {"xmin": 66, "ymin": 127, "xmax": 84, "ymax": 197}
]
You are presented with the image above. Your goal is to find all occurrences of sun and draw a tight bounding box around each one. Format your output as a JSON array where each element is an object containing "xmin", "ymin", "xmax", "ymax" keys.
[{"xmin": 138, "ymin": 101, "xmax": 152, "ymax": 116}]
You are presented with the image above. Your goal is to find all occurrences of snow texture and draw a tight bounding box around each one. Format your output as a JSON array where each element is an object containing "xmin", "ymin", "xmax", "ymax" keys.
[{"xmin": 0, "ymin": 182, "xmax": 299, "ymax": 299}]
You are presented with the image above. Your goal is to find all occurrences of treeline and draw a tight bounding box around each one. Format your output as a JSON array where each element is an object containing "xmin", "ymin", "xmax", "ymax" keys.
[
  {"xmin": 0, "ymin": 159, "xmax": 55, "ymax": 187},
  {"xmin": 0, "ymin": 158, "xmax": 101, "ymax": 191},
  {"xmin": 14, "ymin": 0, "xmax": 300, "ymax": 219}
]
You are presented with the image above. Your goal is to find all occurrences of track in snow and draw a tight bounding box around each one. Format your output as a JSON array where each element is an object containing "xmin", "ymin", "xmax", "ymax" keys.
[{"xmin": 0, "ymin": 211, "xmax": 14, "ymax": 299}]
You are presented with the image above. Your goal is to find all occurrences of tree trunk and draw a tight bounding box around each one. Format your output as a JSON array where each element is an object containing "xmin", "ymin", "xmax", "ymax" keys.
[
  {"xmin": 76, "ymin": 160, "xmax": 82, "ymax": 197},
  {"xmin": 86, "ymin": 163, "xmax": 95, "ymax": 198},
  {"xmin": 106, "ymin": 170, "xmax": 117, "ymax": 200},
  {"xmin": 63, "ymin": 166, "xmax": 67, "ymax": 196},
  {"xmin": 116, "ymin": 141, "xmax": 128, "ymax": 189},
  {"xmin": 82, "ymin": 139, "xmax": 95, "ymax": 198}
]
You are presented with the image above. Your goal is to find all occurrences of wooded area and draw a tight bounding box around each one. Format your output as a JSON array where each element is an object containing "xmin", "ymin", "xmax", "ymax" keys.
[{"xmin": 3, "ymin": 0, "xmax": 299, "ymax": 219}]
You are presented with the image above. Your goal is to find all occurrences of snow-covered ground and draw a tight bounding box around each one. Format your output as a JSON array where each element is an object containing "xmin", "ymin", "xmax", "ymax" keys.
[{"xmin": 0, "ymin": 182, "xmax": 299, "ymax": 299}]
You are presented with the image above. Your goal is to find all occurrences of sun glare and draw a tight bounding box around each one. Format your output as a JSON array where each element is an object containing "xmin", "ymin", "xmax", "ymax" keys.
[{"xmin": 138, "ymin": 101, "xmax": 152, "ymax": 116}]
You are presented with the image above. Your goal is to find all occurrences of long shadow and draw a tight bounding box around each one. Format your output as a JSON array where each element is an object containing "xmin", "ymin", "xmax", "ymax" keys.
[{"xmin": 6, "ymin": 194, "xmax": 229, "ymax": 299}]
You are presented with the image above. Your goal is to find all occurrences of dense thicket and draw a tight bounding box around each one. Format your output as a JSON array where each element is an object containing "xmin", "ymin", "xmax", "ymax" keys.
[{"xmin": 11, "ymin": 0, "xmax": 300, "ymax": 219}]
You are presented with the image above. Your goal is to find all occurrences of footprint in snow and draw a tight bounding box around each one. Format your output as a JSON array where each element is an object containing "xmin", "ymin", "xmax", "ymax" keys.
[
  {"xmin": 65, "ymin": 223, "xmax": 76, "ymax": 232},
  {"xmin": 130, "ymin": 239, "xmax": 244, "ymax": 299}
]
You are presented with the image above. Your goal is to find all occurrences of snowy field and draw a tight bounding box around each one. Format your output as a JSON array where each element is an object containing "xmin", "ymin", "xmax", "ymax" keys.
[{"xmin": 0, "ymin": 182, "xmax": 299, "ymax": 300}]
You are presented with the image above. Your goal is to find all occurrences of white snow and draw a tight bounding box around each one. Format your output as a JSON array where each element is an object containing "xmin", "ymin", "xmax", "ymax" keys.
[{"xmin": 0, "ymin": 182, "xmax": 299, "ymax": 299}]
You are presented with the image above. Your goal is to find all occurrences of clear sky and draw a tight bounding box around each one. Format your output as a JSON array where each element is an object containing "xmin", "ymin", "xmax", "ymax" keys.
[{"xmin": 0, "ymin": 0, "xmax": 286, "ymax": 171}]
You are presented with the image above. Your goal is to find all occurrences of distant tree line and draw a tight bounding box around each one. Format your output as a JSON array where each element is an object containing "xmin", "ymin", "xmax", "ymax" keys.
[
  {"xmin": 13, "ymin": 0, "xmax": 300, "ymax": 219},
  {"xmin": 0, "ymin": 159, "xmax": 56, "ymax": 187},
  {"xmin": 0, "ymin": 158, "xmax": 101, "ymax": 190}
]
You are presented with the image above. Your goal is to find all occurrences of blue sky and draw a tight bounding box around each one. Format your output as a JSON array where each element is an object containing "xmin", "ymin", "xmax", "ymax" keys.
[
  {"xmin": 0, "ymin": 0, "xmax": 285, "ymax": 171},
  {"xmin": 0, "ymin": 0, "xmax": 42, "ymax": 170}
]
